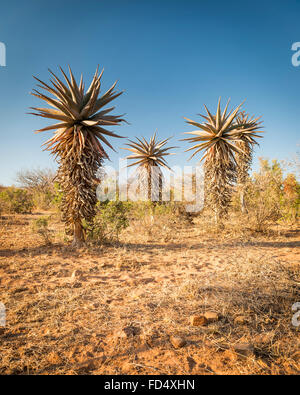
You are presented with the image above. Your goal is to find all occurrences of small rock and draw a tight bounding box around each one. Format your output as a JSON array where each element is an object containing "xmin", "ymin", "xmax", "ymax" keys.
[
  {"xmin": 47, "ymin": 351, "xmax": 62, "ymax": 364},
  {"xmin": 72, "ymin": 281, "xmax": 82, "ymax": 288},
  {"xmin": 233, "ymin": 343, "xmax": 254, "ymax": 357},
  {"xmin": 70, "ymin": 270, "xmax": 83, "ymax": 281},
  {"xmin": 122, "ymin": 326, "xmax": 141, "ymax": 338},
  {"xmin": 77, "ymin": 359, "xmax": 96, "ymax": 372},
  {"xmin": 12, "ymin": 287, "xmax": 28, "ymax": 294},
  {"xmin": 114, "ymin": 329, "xmax": 127, "ymax": 339},
  {"xmin": 234, "ymin": 315, "xmax": 247, "ymax": 325},
  {"xmin": 204, "ymin": 311, "xmax": 219, "ymax": 323},
  {"xmin": 254, "ymin": 332, "xmax": 274, "ymax": 345},
  {"xmin": 223, "ymin": 349, "xmax": 238, "ymax": 362},
  {"xmin": 190, "ymin": 315, "xmax": 208, "ymax": 327},
  {"xmin": 187, "ymin": 356, "xmax": 196, "ymax": 371},
  {"xmin": 170, "ymin": 336, "xmax": 186, "ymax": 349}
]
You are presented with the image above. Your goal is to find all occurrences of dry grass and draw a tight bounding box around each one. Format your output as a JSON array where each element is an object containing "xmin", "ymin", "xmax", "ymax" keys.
[{"xmin": 0, "ymin": 211, "xmax": 299, "ymax": 375}]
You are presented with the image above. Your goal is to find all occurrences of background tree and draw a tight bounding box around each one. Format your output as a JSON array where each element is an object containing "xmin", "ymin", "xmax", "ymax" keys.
[
  {"xmin": 122, "ymin": 133, "xmax": 176, "ymax": 202},
  {"xmin": 16, "ymin": 168, "xmax": 55, "ymax": 193},
  {"xmin": 15, "ymin": 168, "xmax": 56, "ymax": 209},
  {"xmin": 31, "ymin": 66, "xmax": 126, "ymax": 246},
  {"xmin": 183, "ymin": 98, "xmax": 262, "ymax": 225},
  {"xmin": 245, "ymin": 158, "xmax": 284, "ymax": 231},
  {"xmin": 282, "ymin": 173, "xmax": 300, "ymax": 221},
  {"xmin": 235, "ymin": 111, "xmax": 264, "ymax": 212}
]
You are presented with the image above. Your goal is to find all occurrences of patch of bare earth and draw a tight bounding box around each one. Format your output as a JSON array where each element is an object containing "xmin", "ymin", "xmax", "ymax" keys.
[{"xmin": 0, "ymin": 213, "xmax": 299, "ymax": 374}]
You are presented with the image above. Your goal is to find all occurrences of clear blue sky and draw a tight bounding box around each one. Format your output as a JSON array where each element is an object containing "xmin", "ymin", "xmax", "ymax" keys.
[{"xmin": 0, "ymin": 0, "xmax": 299, "ymax": 185}]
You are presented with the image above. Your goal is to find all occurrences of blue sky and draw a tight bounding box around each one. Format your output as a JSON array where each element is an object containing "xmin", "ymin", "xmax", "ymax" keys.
[{"xmin": 0, "ymin": 0, "xmax": 299, "ymax": 185}]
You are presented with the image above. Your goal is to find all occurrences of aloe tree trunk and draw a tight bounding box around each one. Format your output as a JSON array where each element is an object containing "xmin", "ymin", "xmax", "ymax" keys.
[
  {"xmin": 147, "ymin": 166, "xmax": 152, "ymax": 201},
  {"xmin": 72, "ymin": 221, "xmax": 85, "ymax": 247},
  {"xmin": 158, "ymin": 172, "xmax": 162, "ymax": 203},
  {"xmin": 240, "ymin": 188, "xmax": 247, "ymax": 213}
]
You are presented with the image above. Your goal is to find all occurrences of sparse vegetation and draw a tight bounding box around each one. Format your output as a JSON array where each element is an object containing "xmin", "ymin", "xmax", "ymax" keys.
[
  {"xmin": 0, "ymin": 187, "xmax": 34, "ymax": 214},
  {"xmin": 86, "ymin": 201, "xmax": 130, "ymax": 244},
  {"xmin": 16, "ymin": 168, "xmax": 56, "ymax": 210},
  {"xmin": 31, "ymin": 216, "xmax": 52, "ymax": 245}
]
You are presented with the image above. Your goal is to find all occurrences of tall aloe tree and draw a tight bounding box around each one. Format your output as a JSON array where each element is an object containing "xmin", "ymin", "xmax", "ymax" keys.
[
  {"xmin": 122, "ymin": 133, "xmax": 175, "ymax": 202},
  {"xmin": 183, "ymin": 98, "xmax": 262, "ymax": 224},
  {"xmin": 235, "ymin": 111, "xmax": 264, "ymax": 212},
  {"xmin": 31, "ymin": 66, "xmax": 126, "ymax": 246}
]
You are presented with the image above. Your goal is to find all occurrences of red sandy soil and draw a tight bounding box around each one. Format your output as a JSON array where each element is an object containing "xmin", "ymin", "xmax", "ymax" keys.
[{"xmin": 0, "ymin": 213, "xmax": 299, "ymax": 374}]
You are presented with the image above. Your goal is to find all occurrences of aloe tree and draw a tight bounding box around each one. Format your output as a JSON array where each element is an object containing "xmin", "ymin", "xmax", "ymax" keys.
[
  {"xmin": 183, "ymin": 98, "xmax": 262, "ymax": 225},
  {"xmin": 31, "ymin": 66, "xmax": 126, "ymax": 246},
  {"xmin": 122, "ymin": 133, "xmax": 176, "ymax": 202},
  {"xmin": 235, "ymin": 111, "xmax": 264, "ymax": 212}
]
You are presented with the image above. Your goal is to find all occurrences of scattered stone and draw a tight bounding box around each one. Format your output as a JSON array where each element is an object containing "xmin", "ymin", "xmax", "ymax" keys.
[
  {"xmin": 197, "ymin": 325, "xmax": 219, "ymax": 334},
  {"xmin": 170, "ymin": 336, "xmax": 186, "ymax": 349},
  {"xmin": 47, "ymin": 351, "xmax": 62, "ymax": 364},
  {"xmin": 234, "ymin": 315, "xmax": 247, "ymax": 325},
  {"xmin": 254, "ymin": 332, "xmax": 275, "ymax": 345},
  {"xmin": 122, "ymin": 326, "xmax": 141, "ymax": 338},
  {"xmin": 77, "ymin": 359, "xmax": 96, "ymax": 372},
  {"xmin": 233, "ymin": 343, "xmax": 254, "ymax": 357},
  {"xmin": 190, "ymin": 315, "xmax": 208, "ymax": 327},
  {"xmin": 70, "ymin": 270, "xmax": 83, "ymax": 281},
  {"xmin": 142, "ymin": 330, "xmax": 160, "ymax": 347},
  {"xmin": 12, "ymin": 287, "xmax": 28, "ymax": 294},
  {"xmin": 204, "ymin": 311, "xmax": 219, "ymax": 323},
  {"xmin": 223, "ymin": 349, "xmax": 238, "ymax": 362},
  {"xmin": 146, "ymin": 302, "xmax": 157, "ymax": 310},
  {"xmin": 114, "ymin": 329, "xmax": 127, "ymax": 339},
  {"xmin": 186, "ymin": 356, "xmax": 196, "ymax": 371},
  {"xmin": 72, "ymin": 281, "xmax": 82, "ymax": 288}
]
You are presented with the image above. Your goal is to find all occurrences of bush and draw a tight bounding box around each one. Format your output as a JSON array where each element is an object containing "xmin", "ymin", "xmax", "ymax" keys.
[
  {"xmin": 125, "ymin": 201, "xmax": 193, "ymax": 242},
  {"xmin": 280, "ymin": 174, "xmax": 300, "ymax": 223},
  {"xmin": 16, "ymin": 168, "xmax": 56, "ymax": 210},
  {"xmin": 86, "ymin": 200, "xmax": 130, "ymax": 243},
  {"xmin": 31, "ymin": 216, "xmax": 52, "ymax": 244},
  {"xmin": 241, "ymin": 159, "xmax": 283, "ymax": 232},
  {"xmin": 0, "ymin": 187, "xmax": 34, "ymax": 214},
  {"xmin": 51, "ymin": 182, "xmax": 64, "ymax": 207}
]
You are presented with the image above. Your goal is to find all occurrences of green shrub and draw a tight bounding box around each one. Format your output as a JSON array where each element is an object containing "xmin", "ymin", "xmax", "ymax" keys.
[
  {"xmin": 0, "ymin": 187, "xmax": 34, "ymax": 214},
  {"xmin": 239, "ymin": 160, "xmax": 282, "ymax": 232},
  {"xmin": 280, "ymin": 174, "xmax": 300, "ymax": 223},
  {"xmin": 16, "ymin": 168, "xmax": 57, "ymax": 210},
  {"xmin": 31, "ymin": 216, "xmax": 52, "ymax": 244},
  {"xmin": 51, "ymin": 182, "xmax": 64, "ymax": 207},
  {"xmin": 86, "ymin": 200, "xmax": 130, "ymax": 243}
]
